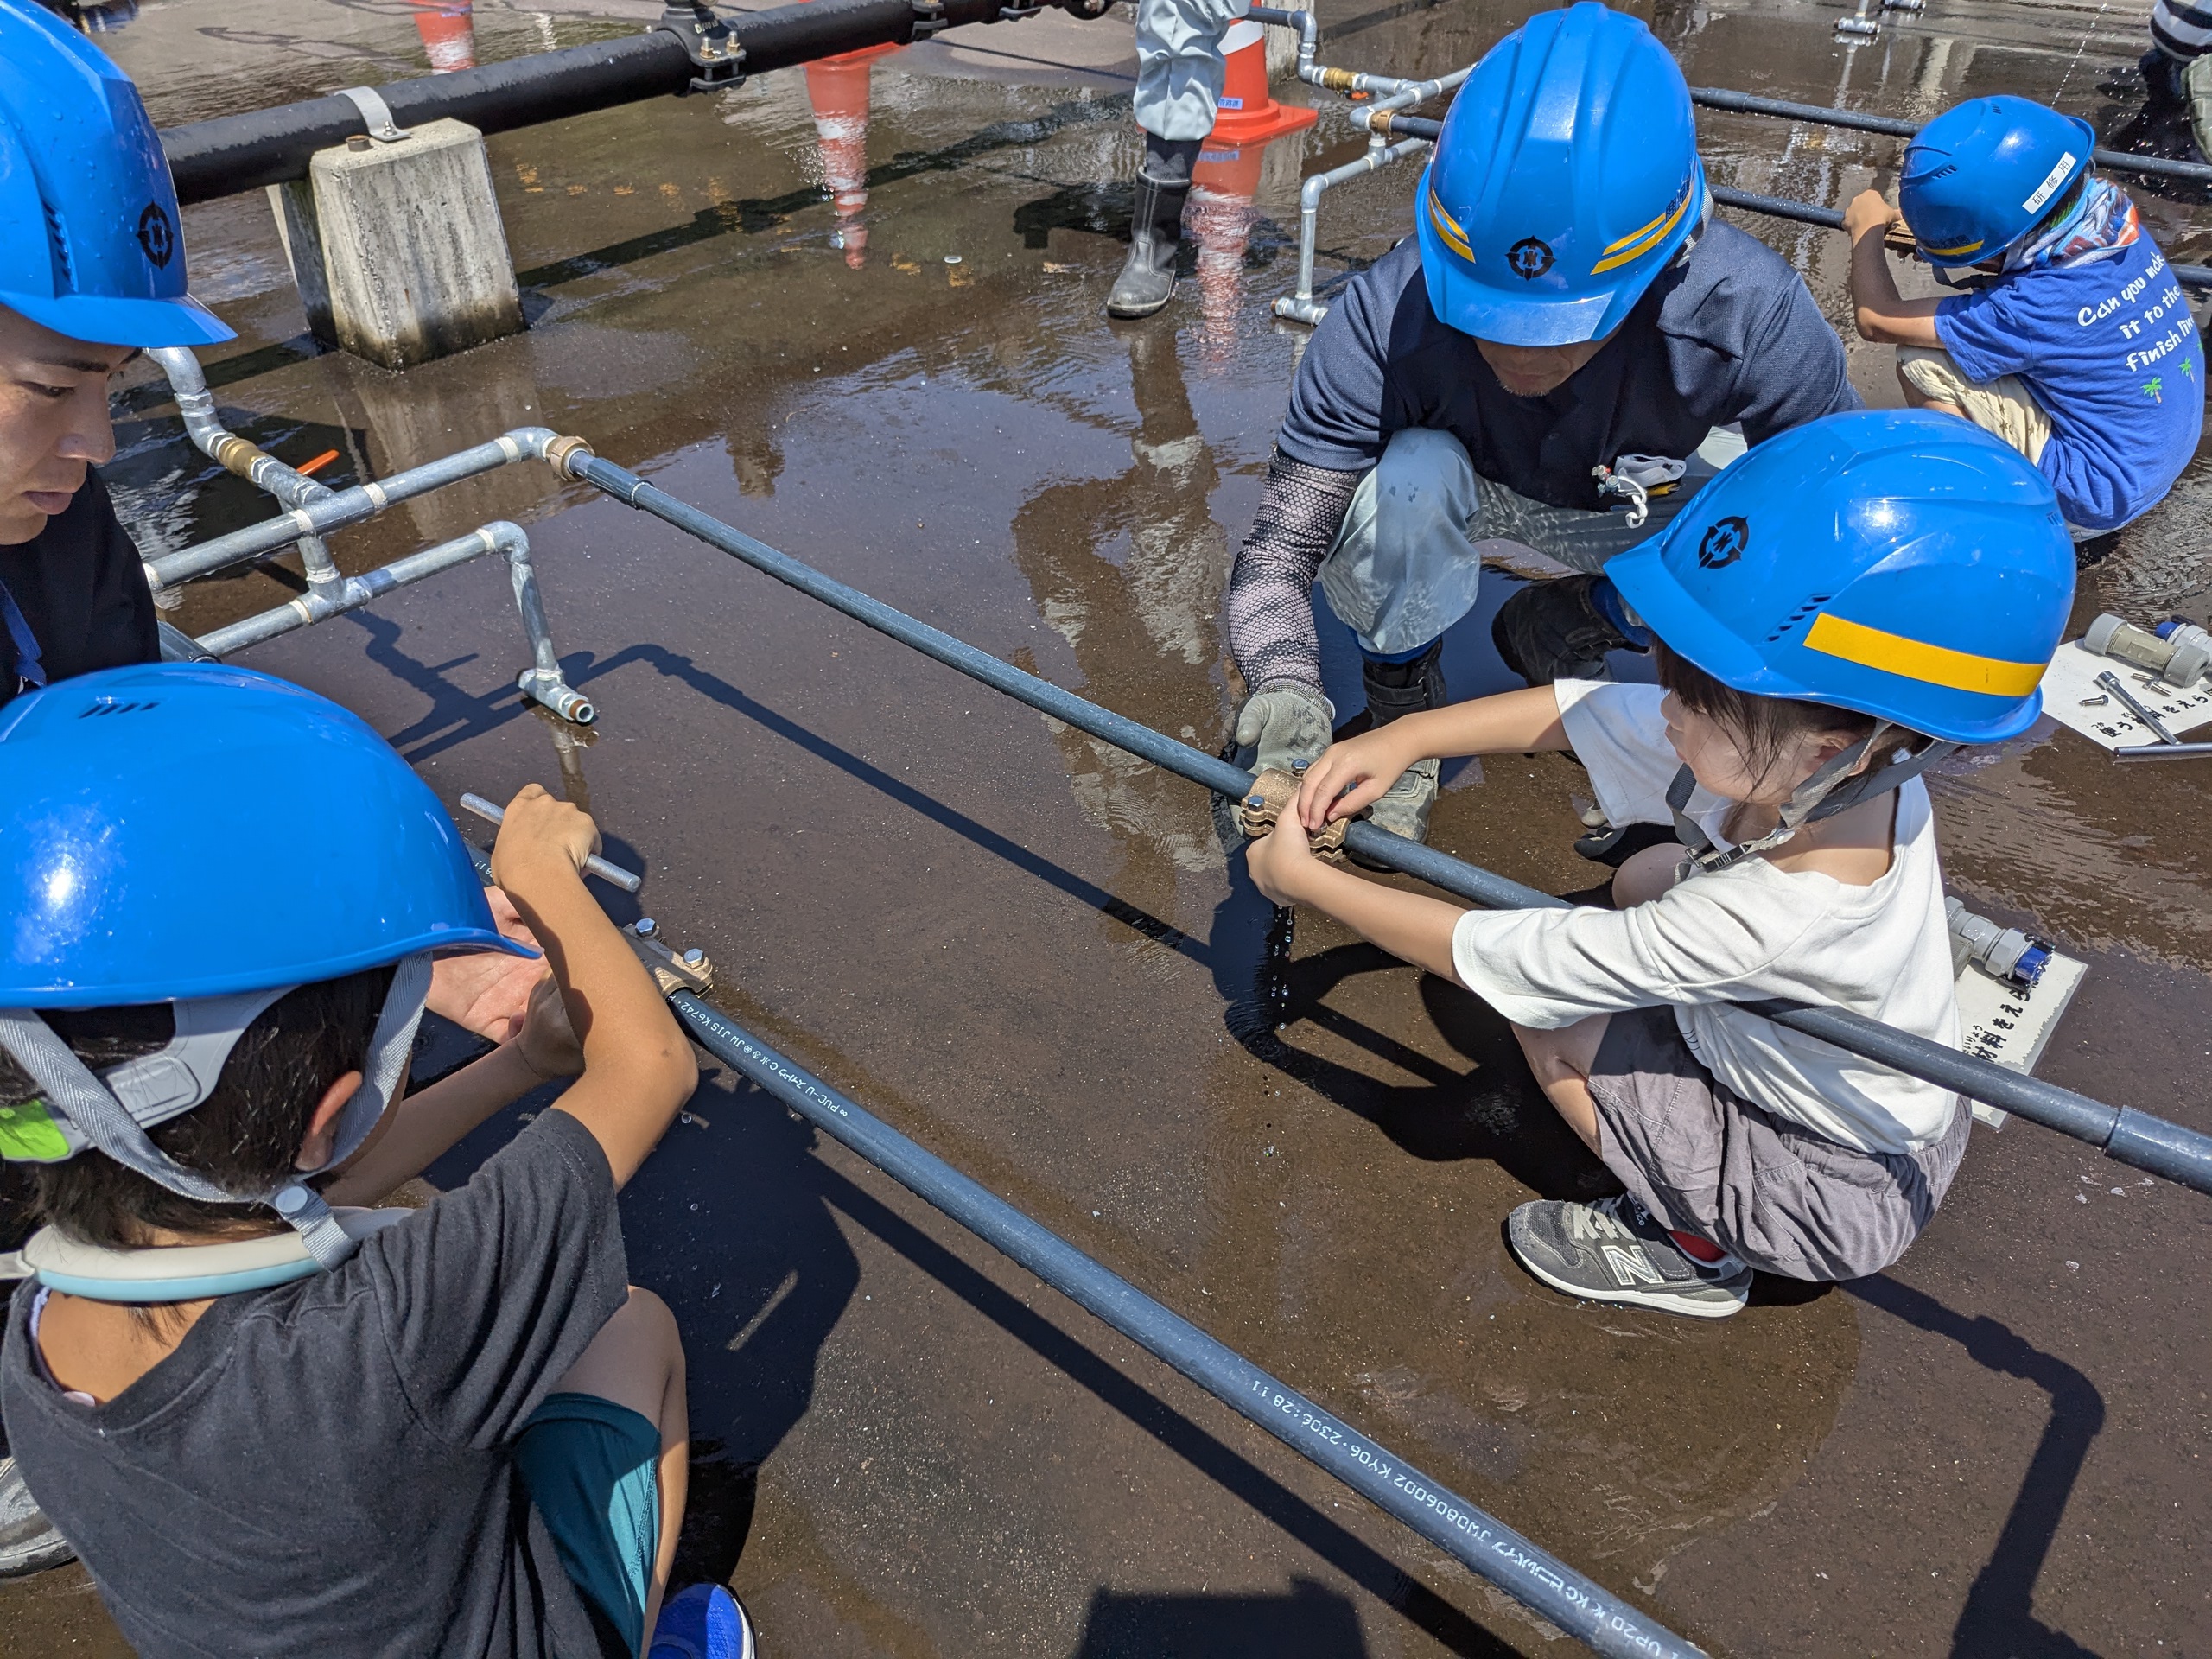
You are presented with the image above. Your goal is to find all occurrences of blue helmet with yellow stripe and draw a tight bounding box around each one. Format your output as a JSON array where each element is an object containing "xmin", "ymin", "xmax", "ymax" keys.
[
  {"xmin": 1901, "ymin": 96, "xmax": 2094, "ymax": 274},
  {"xmin": 1605, "ymin": 410, "xmax": 2074, "ymax": 745},
  {"xmin": 1414, "ymin": 3, "xmax": 1707, "ymax": 348}
]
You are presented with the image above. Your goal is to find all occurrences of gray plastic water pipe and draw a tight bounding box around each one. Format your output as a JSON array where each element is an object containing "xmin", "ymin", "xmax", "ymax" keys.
[
  {"xmin": 550, "ymin": 442, "xmax": 2212, "ymax": 1201},
  {"xmin": 442, "ymin": 844, "xmax": 1687, "ymax": 1653},
  {"xmin": 667, "ymin": 992, "xmax": 1702, "ymax": 1658}
]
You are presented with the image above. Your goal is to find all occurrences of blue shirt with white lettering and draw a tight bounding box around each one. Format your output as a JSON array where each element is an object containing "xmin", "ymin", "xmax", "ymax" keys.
[{"xmin": 1936, "ymin": 232, "xmax": 2202, "ymax": 531}]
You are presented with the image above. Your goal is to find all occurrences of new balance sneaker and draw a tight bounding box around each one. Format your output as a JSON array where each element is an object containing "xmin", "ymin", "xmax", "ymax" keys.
[
  {"xmin": 1507, "ymin": 1193, "xmax": 1751, "ymax": 1319},
  {"xmin": 650, "ymin": 1584, "xmax": 758, "ymax": 1659}
]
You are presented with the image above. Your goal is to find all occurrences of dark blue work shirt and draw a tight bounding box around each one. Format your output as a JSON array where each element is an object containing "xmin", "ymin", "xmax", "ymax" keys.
[
  {"xmin": 0, "ymin": 471, "xmax": 158, "ymax": 711},
  {"xmin": 1277, "ymin": 222, "xmax": 1861, "ymax": 507}
]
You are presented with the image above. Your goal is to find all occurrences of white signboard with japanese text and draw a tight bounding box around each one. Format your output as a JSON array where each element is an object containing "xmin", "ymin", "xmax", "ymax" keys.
[
  {"xmin": 1955, "ymin": 950, "xmax": 2088, "ymax": 1129},
  {"xmin": 2040, "ymin": 638, "xmax": 2212, "ymax": 750}
]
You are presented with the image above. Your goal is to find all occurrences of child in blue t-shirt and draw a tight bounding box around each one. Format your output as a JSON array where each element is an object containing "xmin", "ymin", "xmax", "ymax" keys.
[{"xmin": 1845, "ymin": 94, "xmax": 2202, "ymax": 533}]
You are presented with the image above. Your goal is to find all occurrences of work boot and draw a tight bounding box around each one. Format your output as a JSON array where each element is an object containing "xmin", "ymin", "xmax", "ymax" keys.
[
  {"xmin": 1493, "ymin": 573, "xmax": 1637, "ymax": 685},
  {"xmin": 1355, "ymin": 639, "xmax": 1446, "ymax": 852},
  {"xmin": 1108, "ymin": 137, "xmax": 1199, "ymax": 320}
]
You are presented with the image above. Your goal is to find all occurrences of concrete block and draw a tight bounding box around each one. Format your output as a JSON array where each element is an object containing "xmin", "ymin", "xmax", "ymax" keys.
[{"xmin": 268, "ymin": 117, "xmax": 524, "ymax": 371}]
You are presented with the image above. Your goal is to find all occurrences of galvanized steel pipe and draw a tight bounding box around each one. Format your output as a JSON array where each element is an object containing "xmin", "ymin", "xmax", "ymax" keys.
[
  {"xmin": 189, "ymin": 518, "xmax": 594, "ymax": 723},
  {"xmin": 145, "ymin": 427, "xmax": 569, "ymax": 589},
  {"xmin": 150, "ymin": 346, "xmax": 344, "ymax": 589},
  {"xmin": 561, "ymin": 447, "xmax": 2212, "ymax": 1200},
  {"xmin": 193, "ymin": 524, "xmax": 524, "ymax": 654},
  {"xmin": 1274, "ymin": 137, "xmax": 1433, "ymax": 325}
]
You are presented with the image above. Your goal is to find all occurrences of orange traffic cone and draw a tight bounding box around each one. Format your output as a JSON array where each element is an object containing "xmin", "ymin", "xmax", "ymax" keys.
[
  {"xmin": 409, "ymin": 2, "xmax": 476, "ymax": 74},
  {"xmin": 1187, "ymin": 136, "xmax": 1274, "ymax": 356},
  {"xmin": 1207, "ymin": 17, "xmax": 1315, "ymax": 147}
]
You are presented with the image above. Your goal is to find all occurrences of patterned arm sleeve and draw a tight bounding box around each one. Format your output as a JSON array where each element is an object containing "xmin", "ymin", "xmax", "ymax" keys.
[{"xmin": 1224, "ymin": 451, "xmax": 1361, "ymax": 693}]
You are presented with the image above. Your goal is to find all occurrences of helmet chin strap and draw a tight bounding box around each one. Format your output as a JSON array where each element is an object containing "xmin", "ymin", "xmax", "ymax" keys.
[
  {"xmin": 0, "ymin": 954, "xmax": 433, "ymax": 1278},
  {"xmin": 3, "ymin": 1208, "xmax": 416, "ymax": 1303},
  {"xmin": 1666, "ymin": 727, "xmax": 1960, "ymax": 875}
]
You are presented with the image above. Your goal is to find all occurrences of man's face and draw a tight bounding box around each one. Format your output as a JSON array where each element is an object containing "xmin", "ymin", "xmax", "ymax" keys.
[
  {"xmin": 0, "ymin": 306, "xmax": 136, "ymax": 547},
  {"xmin": 1474, "ymin": 330, "xmax": 1615, "ymax": 399}
]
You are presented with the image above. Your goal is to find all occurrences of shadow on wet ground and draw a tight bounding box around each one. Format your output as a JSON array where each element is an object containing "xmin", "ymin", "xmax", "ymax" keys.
[{"xmin": 4, "ymin": 0, "xmax": 2212, "ymax": 1655}]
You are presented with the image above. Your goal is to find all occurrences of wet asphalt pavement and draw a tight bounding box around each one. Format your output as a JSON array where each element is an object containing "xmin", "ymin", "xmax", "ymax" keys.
[{"xmin": 3, "ymin": 0, "xmax": 2211, "ymax": 1654}]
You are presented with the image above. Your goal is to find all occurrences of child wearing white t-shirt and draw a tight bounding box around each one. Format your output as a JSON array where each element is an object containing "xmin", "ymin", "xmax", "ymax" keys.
[{"xmin": 1243, "ymin": 408, "xmax": 2075, "ymax": 1319}]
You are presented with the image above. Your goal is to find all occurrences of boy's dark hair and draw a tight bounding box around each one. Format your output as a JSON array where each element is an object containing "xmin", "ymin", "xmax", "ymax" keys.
[
  {"xmin": 1654, "ymin": 641, "xmax": 1878, "ymax": 788},
  {"xmin": 0, "ymin": 965, "xmax": 394, "ymax": 1249}
]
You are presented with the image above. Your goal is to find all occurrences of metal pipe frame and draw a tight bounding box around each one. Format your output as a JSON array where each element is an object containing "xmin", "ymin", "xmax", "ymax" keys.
[
  {"xmin": 555, "ymin": 443, "xmax": 2212, "ymax": 1200},
  {"xmin": 1241, "ymin": 5, "xmax": 1475, "ymax": 328},
  {"xmin": 1252, "ymin": 5, "xmax": 1440, "ymax": 101},
  {"xmin": 1274, "ymin": 136, "xmax": 1434, "ymax": 325},
  {"xmin": 669, "ymin": 991, "xmax": 1704, "ymax": 1659},
  {"xmin": 146, "ymin": 352, "xmax": 594, "ymax": 721},
  {"xmin": 144, "ymin": 426, "xmax": 571, "ymax": 588},
  {"xmin": 150, "ymin": 347, "xmax": 342, "ymax": 588},
  {"xmin": 1255, "ymin": 35, "xmax": 2212, "ymax": 322},
  {"xmin": 188, "ymin": 521, "xmax": 594, "ymax": 724}
]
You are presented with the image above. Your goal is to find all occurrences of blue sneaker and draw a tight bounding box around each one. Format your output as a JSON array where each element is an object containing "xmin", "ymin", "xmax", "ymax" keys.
[{"xmin": 649, "ymin": 1584, "xmax": 757, "ymax": 1659}]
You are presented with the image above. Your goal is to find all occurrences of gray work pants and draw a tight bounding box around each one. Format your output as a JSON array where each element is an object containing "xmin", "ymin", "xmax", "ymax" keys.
[
  {"xmin": 1135, "ymin": 0, "xmax": 1248, "ymax": 142},
  {"xmin": 1315, "ymin": 425, "xmax": 1745, "ymax": 656}
]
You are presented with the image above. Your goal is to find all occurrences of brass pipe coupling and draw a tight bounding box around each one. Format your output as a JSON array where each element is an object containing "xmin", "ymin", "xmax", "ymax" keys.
[{"xmin": 545, "ymin": 435, "xmax": 597, "ymax": 480}]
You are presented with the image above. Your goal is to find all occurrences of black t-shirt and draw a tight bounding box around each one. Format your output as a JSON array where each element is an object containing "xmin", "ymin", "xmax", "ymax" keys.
[
  {"xmin": 1276, "ymin": 222, "xmax": 1863, "ymax": 507},
  {"xmin": 0, "ymin": 469, "xmax": 159, "ymax": 710},
  {"xmin": 0, "ymin": 1111, "xmax": 631, "ymax": 1659}
]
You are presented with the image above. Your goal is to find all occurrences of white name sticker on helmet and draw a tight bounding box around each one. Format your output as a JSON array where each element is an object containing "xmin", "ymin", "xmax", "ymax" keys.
[{"xmin": 2022, "ymin": 152, "xmax": 2077, "ymax": 216}]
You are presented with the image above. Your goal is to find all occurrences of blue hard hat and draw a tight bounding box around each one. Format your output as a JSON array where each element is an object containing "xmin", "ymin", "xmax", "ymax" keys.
[
  {"xmin": 0, "ymin": 663, "xmax": 529, "ymax": 1008},
  {"xmin": 1415, "ymin": 2, "xmax": 1707, "ymax": 347},
  {"xmin": 1605, "ymin": 410, "xmax": 2075, "ymax": 745},
  {"xmin": 1901, "ymin": 96, "xmax": 2095, "ymax": 270},
  {"xmin": 0, "ymin": 0, "xmax": 232, "ymax": 347}
]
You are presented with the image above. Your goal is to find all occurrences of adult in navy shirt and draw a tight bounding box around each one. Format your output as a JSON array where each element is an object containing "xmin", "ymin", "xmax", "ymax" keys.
[
  {"xmin": 0, "ymin": 305, "xmax": 156, "ymax": 712},
  {"xmin": 1223, "ymin": 5, "xmax": 1859, "ymax": 847},
  {"xmin": 1849, "ymin": 95, "xmax": 2202, "ymax": 534}
]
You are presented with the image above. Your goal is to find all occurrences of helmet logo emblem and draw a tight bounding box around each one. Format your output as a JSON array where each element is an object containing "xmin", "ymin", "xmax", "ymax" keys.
[
  {"xmin": 136, "ymin": 204, "xmax": 175, "ymax": 270},
  {"xmin": 1506, "ymin": 237, "xmax": 1554, "ymax": 280},
  {"xmin": 1697, "ymin": 515, "xmax": 1750, "ymax": 569}
]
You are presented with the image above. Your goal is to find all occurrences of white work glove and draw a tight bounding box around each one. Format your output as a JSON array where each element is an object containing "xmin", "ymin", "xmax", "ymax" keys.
[{"xmin": 1231, "ymin": 682, "xmax": 1335, "ymax": 824}]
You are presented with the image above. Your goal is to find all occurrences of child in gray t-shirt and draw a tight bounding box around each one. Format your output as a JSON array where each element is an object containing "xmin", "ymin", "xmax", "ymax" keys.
[{"xmin": 0, "ymin": 666, "xmax": 749, "ymax": 1657}]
